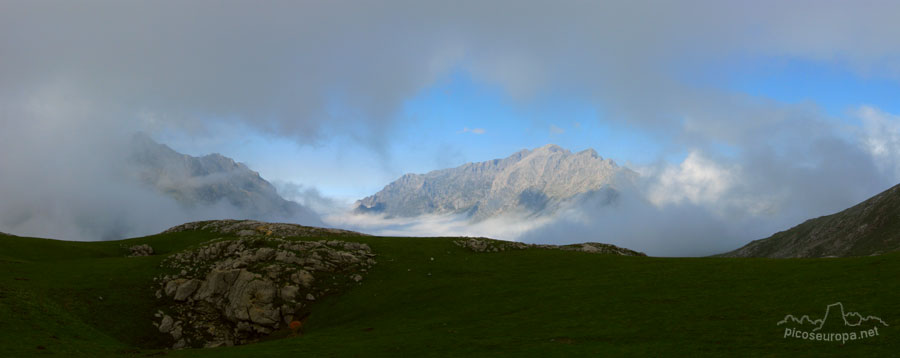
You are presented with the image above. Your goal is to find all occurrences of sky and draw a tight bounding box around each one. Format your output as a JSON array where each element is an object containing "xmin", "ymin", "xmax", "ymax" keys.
[{"xmin": 3, "ymin": 1, "xmax": 900, "ymax": 255}]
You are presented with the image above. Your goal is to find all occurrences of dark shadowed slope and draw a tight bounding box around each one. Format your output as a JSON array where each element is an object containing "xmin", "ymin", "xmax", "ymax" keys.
[{"xmin": 723, "ymin": 183, "xmax": 900, "ymax": 258}]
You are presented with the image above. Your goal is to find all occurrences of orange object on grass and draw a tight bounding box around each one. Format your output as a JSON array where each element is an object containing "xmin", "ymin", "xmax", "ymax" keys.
[{"xmin": 290, "ymin": 320, "xmax": 302, "ymax": 330}]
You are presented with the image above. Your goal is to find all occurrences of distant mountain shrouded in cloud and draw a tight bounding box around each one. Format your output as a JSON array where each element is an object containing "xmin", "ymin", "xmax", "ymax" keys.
[
  {"xmin": 0, "ymin": 132, "xmax": 321, "ymax": 241},
  {"xmin": 6, "ymin": 1, "xmax": 900, "ymax": 255},
  {"xmin": 130, "ymin": 133, "xmax": 322, "ymax": 226}
]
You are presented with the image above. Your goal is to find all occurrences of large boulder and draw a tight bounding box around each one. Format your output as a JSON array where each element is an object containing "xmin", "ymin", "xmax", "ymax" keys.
[{"xmin": 154, "ymin": 235, "xmax": 376, "ymax": 348}]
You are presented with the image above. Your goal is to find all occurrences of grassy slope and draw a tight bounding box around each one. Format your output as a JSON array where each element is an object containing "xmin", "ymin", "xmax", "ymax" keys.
[
  {"xmin": 1, "ymin": 231, "xmax": 898, "ymax": 357},
  {"xmin": 723, "ymin": 183, "xmax": 900, "ymax": 258}
]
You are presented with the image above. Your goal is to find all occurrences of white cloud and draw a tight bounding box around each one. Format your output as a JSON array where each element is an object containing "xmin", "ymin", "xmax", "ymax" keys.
[
  {"xmin": 459, "ymin": 127, "xmax": 486, "ymax": 135},
  {"xmin": 646, "ymin": 151, "xmax": 737, "ymax": 207},
  {"xmin": 7, "ymin": 1, "xmax": 900, "ymax": 253},
  {"xmin": 324, "ymin": 210, "xmax": 554, "ymax": 239},
  {"xmin": 859, "ymin": 106, "xmax": 900, "ymax": 180},
  {"xmin": 549, "ymin": 125, "xmax": 565, "ymax": 134}
]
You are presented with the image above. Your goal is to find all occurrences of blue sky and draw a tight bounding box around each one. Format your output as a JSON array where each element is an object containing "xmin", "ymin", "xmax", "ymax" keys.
[
  {"xmin": 159, "ymin": 58, "xmax": 900, "ymax": 203},
  {"xmin": 7, "ymin": 1, "xmax": 900, "ymax": 252},
  {"xmin": 706, "ymin": 58, "xmax": 900, "ymax": 119},
  {"xmin": 159, "ymin": 68, "xmax": 677, "ymax": 201}
]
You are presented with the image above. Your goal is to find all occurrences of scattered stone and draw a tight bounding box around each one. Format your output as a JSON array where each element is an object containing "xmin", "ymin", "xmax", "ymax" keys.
[
  {"xmin": 173, "ymin": 339, "xmax": 186, "ymax": 349},
  {"xmin": 557, "ymin": 242, "xmax": 646, "ymax": 256},
  {"xmin": 159, "ymin": 315, "xmax": 174, "ymax": 333},
  {"xmin": 453, "ymin": 238, "xmax": 529, "ymax": 253},
  {"xmin": 453, "ymin": 238, "xmax": 646, "ymax": 256},
  {"xmin": 128, "ymin": 244, "xmax": 154, "ymax": 257}
]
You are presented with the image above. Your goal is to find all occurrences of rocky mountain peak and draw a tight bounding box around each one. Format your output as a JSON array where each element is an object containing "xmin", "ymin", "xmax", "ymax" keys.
[
  {"xmin": 577, "ymin": 148, "xmax": 600, "ymax": 159},
  {"xmin": 535, "ymin": 143, "xmax": 566, "ymax": 154},
  {"xmin": 355, "ymin": 145, "xmax": 636, "ymax": 220}
]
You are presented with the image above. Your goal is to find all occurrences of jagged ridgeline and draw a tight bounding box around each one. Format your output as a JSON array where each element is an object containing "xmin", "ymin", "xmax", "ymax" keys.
[{"xmin": 355, "ymin": 144, "xmax": 636, "ymax": 220}]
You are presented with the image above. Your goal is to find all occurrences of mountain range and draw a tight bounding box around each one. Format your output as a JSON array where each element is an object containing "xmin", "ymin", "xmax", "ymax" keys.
[
  {"xmin": 128, "ymin": 137, "xmax": 900, "ymax": 258},
  {"xmin": 129, "ymin": 134, "xmax": 321, "ymax": 226},
  {"xmin": 355, "ymin": 144, "xmax": 636, "ymax": 220}
]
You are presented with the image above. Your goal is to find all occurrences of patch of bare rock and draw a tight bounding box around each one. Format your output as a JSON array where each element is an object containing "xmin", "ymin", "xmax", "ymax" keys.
[
  {"xmin": 453, "ymin": 238, "xmax": 646, "ymax": 256},
  {"xmin": 153, "ymin": 233, "xmax": 376, "ymax": 349},
  {"xmin": 163, "ymin": 219, "xmax": 367, "ymax": 238},
  {"xmin": 127, "ymin": 244, "xmax": 154, "ymax": 257}
]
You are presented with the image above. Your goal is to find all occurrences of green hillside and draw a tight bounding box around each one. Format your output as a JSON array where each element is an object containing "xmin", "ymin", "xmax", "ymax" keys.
[{"xmin": 1, "ymin": 229, "xmax": 897, "ymax": 357}]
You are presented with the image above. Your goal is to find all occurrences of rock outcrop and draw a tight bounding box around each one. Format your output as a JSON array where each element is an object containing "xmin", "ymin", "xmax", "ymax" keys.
[
  {"xmin": 163, "ymin": 219, "xmax": 367, "ymax": 238},
  {"xmin": 153, "ymin": 233, "xmax": 375, "ymax": 348},
  {"xmin": 356, "ymin": 144, "xmax": 635, "ymax": 220},
  {"xmin": 128, "ymin": 244, "xmax": 154, "ymax": 257},
  {"xmin": 453, "ymin": 238, "xmax": 646, "ymax": 256},
  {"xmin": 555, "ymin": 242, "xmax": 647, "ymax": 256}
]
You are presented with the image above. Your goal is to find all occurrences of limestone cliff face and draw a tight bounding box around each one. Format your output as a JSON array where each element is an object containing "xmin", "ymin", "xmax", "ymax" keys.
[
  {"xmin": 130, "ymin": 134, "xmax": 321, "ymax": 225},
  {"xmin": 356, "ymin": 144, "xmax": 636, "ymax": 220}
]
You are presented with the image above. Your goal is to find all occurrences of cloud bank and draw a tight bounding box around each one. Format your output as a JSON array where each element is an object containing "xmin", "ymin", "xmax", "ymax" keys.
[
  {"xmin": 333, "ymin": 105, "xmax": 900, "ymax": 256},
  {"xmin": 4, "ymin": 1, "xmax": 900, "ymax": 252}
]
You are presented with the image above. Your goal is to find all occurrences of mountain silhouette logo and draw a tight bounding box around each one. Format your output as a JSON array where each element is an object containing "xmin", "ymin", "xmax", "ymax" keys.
[
  {"xmin": 777, "ymin": 302, "xmax": 888, "ymax": 331},
  {"xmin": 778, "ymin": 302, "xmax": 888, "ymax": 343}
]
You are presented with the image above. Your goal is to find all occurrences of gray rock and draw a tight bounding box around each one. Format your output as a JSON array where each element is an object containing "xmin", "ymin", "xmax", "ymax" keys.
[
  {"xmin": 158, "ymin": 315, "xmax": 174, "ymax": 333},
  {"xmin": 173, "ymin": 279, "xmax": 201, "ymax": 301},
  {"xmin": 194, "ymin": 269, "xmax": 241, "ymax": 301},
  {"xmin": 164, "ymin": 279, "xmax": 184, "ymax": 297},
  {"xmin": 254, "ymin": 247, "xmax": 276, "ymax": 261},
  {"xmin": 248, "ymin": 305, "xmax": 279, "ymax": 326},
  {"xmin": 173, "ymin": 339, "xmax": 186, "ymax": 349},
  {"xmin": 236, "ymin": 230, "xmax": 257, "ymax": 237},
  {"xmin": 128, "ymin": 244, "xmax": 154, "ymax": 257},
  {"xmin": 290, "ymin": 270, "xmax": 315, "ymax": 287},
  {"xmin": 171, "ymin": 324, "xmax": 183, "ymax": 340},
  {"xmin": 154, "ymin": 234, "xmax": 375, "ymax": 348},
  {"xmin": 280, "ymin": 285, "xmax": 299, "ymax": 300}
]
